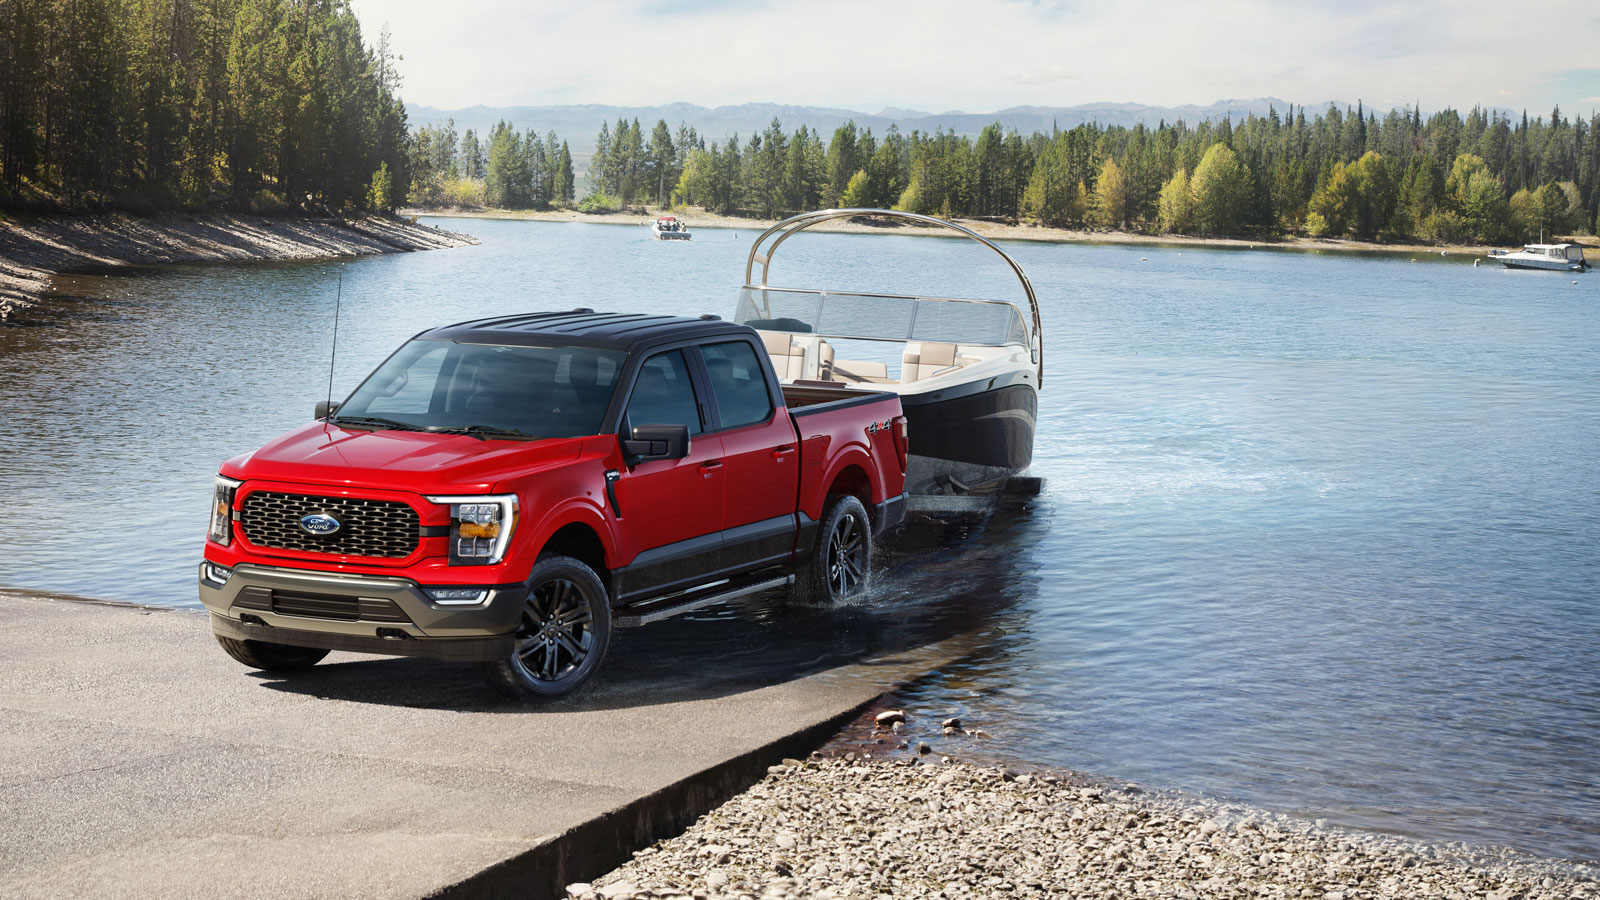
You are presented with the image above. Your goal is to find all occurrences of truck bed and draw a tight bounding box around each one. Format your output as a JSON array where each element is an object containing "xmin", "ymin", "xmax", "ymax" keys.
[{"xmin": 781, "ymin": 383, "xmax": 898, "ymax": 415}]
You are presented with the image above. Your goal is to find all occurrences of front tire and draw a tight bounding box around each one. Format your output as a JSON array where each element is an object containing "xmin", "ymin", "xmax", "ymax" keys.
[
  {"xmin": 214, "ymin": 635, "xmax": 330, "ymax": 671},
  {"xmin": 479, "ymin": 555, "xmax": 612, "ymax": 699},
  {"xmin": 794, "ymin": 494, "xmax": 873, "ymax": 604}
]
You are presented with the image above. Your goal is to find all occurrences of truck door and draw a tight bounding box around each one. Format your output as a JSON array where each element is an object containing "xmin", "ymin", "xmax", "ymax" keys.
[
  {"xmin": 696, "ymin": 339, "xmax": 801, "ymax": 571},
  {"xmin": 613, "ymin": 348, "xmax": 725, "ymax": 602}
]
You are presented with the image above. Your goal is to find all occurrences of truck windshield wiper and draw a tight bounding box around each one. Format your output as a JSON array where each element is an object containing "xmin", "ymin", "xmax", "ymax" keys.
[
  {"xmin": 423, "ymin": 425, "xmax": 539, "ymax": 440},
  {"xmin": 329, "ymin": 415, "xmax": 423, "ymax": 432}
]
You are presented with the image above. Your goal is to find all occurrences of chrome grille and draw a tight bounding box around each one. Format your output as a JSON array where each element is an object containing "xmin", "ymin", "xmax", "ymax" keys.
[{"xmin": 239, "ymin": 492, "xmax": 420, "ymax": 558}]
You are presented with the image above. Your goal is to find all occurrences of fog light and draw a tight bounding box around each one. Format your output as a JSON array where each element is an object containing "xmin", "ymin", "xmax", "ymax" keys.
[
  {"xmin": 202, "ymin": 562, "xmax": 233, "ymax": 585},
  {"xmin": 425, "ymin": 587, "xmax": 490, "ymax": 606}
]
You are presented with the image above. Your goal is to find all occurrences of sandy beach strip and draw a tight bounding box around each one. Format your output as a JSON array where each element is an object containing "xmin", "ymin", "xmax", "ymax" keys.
[
  {"xmin": 404, "ymin": 205, "xmax": 1592, "ymax": 261},
  {"xmin": 0, "ymin": 213, "xmax": 477, "ymax": 320}
]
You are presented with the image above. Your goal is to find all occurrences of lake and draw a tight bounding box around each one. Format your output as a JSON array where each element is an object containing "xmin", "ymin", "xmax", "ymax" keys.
[{"xmin": 1, "ymin": 216, "xmax": 1597, "ymax": 863}]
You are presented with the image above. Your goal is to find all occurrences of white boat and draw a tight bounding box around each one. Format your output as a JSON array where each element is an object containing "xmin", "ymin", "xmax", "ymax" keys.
[
  {"xmin": 1487, "ymin": 243, "xmax": 1587, "ymax": 272},
  {"xmin": 734, "ymin": 209, "xmax": 1042, "ymax": 503},
  {"xmin": 650, "ymin": 215, "xmax": 691, "ymax": 241}
]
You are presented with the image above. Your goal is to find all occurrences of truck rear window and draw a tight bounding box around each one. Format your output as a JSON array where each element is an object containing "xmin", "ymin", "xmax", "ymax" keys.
[{"xmin": 336, "ymin": 340, "xmax": 624, "ymax": 439}]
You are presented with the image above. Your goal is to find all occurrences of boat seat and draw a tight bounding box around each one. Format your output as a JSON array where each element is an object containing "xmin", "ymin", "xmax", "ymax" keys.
[
  {"xmin": 902, "ymin": 342, "xmax": 961, "ymax": 382},
  {"xmin": 815, "ymin": 339, "xmax": 835, "ymax": 381},
  {"xmin": 830, "ymin": 359, "xmax": 891, "ymax": 384},
  {"xmin": 760, "ymin": 331, "xmax": 807, "ymax": 381}
]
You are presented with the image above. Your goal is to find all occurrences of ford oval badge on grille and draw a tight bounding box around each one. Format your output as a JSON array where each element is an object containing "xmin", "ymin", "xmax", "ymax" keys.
[{"xmin": 299, "ymin": 513, "xmax": 342, "ymax": 536}]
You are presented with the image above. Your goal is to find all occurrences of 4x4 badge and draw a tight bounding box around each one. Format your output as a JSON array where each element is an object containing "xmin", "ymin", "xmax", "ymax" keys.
[{"xmin": 299, "ymin": 513, "xmax": 341, "ymax": 535}]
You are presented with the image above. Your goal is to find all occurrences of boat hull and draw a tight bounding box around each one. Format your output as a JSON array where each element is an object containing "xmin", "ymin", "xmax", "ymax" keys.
[
  {"xmin": 1498, "ymin": 258, "xmax": 1583, "ymax": 272},
  {"xmin": 900, "ymin": 381, "xmax": 1036, "ymax": 496}
]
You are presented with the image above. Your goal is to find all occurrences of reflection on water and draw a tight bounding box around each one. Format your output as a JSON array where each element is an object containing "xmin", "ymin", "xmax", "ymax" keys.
[{"xmin": 2, "ymin": 218, "xmax": 1599, "ymax": 862}]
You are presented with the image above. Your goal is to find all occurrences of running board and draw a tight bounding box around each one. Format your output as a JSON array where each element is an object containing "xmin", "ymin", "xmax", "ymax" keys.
[{"xmin": 614, "ymin": 574, "xmax": 794, "ymax": 628}]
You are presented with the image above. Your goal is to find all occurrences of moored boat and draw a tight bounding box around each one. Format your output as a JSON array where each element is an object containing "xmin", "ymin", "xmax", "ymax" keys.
[
  {"xmin": 733, "ymin": 209, "xmax": 1043, "ymax": 504},
  {"xmin": 1487, "ymin": 243, "xmax": 1587, "ymax": 271},
  {"xmin": 650, "ymin": 215, "xmax": 691, "ymax": 241}
]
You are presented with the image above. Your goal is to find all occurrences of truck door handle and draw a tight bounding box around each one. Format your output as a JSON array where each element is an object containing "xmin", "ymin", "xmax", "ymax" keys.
[
  {"xmin": 771, "ymin": 445, "xmax": 796, "ymax": 460},
  {"xmin": 698, "ymin": 460, "xmax": 723, "ymax": 476}
]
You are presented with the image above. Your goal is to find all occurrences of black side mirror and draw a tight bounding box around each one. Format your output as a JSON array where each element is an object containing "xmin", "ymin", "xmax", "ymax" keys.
[
  {"xmin": 623, "ymin": 424, "xmax": 690, "ymax": 461},
  {"xmin": 315, "ymin": 400, "xmax": 341, "ymax": 420}
]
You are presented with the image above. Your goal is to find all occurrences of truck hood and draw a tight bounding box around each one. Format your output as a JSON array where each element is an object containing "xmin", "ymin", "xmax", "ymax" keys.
[{"xmin": 222, "ymin": 422, "xmax": 588, "ymax": 494}]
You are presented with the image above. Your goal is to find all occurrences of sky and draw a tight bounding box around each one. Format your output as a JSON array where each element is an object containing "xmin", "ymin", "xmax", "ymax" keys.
[{"xmin": 350, "ymin": 0, "xmax": 1600, "ymax": 116}]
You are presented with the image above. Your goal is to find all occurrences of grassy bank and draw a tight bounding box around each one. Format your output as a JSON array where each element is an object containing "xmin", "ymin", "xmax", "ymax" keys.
[
  {"xmin": 0, "ymin": 213, "xmax": 477, "ymax": 321},
  {"xmin": 405, "ymin": 204, "xmax": 1599, "ymax": 260}
]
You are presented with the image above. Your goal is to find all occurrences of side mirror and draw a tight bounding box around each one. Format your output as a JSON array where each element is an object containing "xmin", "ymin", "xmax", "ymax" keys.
[
  {"xmin": 623, "ymin": 424, "xmax": 690, "ymax": 461},
  {"xmin": 315, "ymin": 400, "xmax": 341, "ymax": 420}
]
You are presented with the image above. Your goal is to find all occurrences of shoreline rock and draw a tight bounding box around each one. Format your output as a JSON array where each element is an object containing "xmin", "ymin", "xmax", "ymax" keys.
[
  {"xmin": 0, "ymin": 212, "xmax": 477, "ymax": 321},
  {"xmin": 581, "ymin": 758, "xmax": 1598, "ymax": 900}
]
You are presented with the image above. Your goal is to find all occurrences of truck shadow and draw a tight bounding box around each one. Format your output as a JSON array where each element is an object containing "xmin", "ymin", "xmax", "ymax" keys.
[{"xmin": 251, "ymin": 501, "xmax": 1050, "ymax": 711}]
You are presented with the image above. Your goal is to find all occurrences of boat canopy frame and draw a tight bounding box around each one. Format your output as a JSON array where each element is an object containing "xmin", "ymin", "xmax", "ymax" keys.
[{"xmin": 742, "ymin": 209, "xmax": 1045, "ymax": 386}]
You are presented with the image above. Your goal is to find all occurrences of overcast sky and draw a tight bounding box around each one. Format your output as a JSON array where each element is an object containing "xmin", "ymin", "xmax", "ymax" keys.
[{"xmin": 351, "ymin": 0, "xmax": 1600, "ymax": 116}]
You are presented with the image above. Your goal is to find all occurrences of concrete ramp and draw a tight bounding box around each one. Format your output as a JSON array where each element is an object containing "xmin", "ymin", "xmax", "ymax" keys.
[{"xmin": 0, "ymin": 592, "xmax": 966, "ymax": 899}]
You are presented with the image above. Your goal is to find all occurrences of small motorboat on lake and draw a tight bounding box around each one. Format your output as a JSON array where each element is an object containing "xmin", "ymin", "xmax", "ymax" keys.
[
  {"xmin": 1488, "ymin": 243, "xmax": 1587, "ymax": 272},
  {"xmin": 650, "ymin": 215, "xmax": 691, "ymax": 241},
  {"xmin": 734, "ymin": 209, "xmax": 1043, "ymax": 505}
]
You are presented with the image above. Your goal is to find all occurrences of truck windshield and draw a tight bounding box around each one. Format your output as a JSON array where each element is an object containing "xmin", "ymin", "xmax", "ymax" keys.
[{"xmin": 333, "ymin": 340, "xmax": 625, "ymax": 439}]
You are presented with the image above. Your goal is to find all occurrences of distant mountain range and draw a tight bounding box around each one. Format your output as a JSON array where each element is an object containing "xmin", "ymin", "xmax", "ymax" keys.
[{"xmin": 406, "ymin": 98, "xmax": 1338, "ymax": 173}]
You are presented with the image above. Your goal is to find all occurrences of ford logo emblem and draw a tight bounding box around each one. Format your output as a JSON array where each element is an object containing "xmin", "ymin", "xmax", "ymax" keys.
[{"xmin": 299, "ymin": 513, "xmax": 341, "ymax": 535}]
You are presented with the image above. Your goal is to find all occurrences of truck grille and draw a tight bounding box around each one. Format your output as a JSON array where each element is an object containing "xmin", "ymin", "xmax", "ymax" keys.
[{"xmin": 239, "ymin": 492, "xmax": 420, "ymax": 558}]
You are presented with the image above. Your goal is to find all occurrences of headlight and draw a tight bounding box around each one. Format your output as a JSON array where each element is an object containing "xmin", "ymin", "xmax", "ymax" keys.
[
  {"xmin": 426, "ymin": 494, "xmax": 518, "ymax": 565},
  {"xmin": 210, "ymin": 475, "xmax": 241, "ymax": 545}
]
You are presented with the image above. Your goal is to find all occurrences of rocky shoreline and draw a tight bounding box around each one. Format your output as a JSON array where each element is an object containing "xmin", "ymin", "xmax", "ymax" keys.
[
  {"xmin": 0, "ymin": 213, "xmax": 476, "ymax": 321},
  {"xmin": 575, "ymin": 743, "xmax": 1598, "ymax": 900}
]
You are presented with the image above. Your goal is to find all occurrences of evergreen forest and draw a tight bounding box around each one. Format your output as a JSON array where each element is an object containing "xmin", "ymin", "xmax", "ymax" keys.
[
  {"xmin": 411, "ymin": 106, "xmax": 1600, "ymax": 244},
  {"xmin": 0, "ymin": 0, "xmax": 408, "ymax": 213}
]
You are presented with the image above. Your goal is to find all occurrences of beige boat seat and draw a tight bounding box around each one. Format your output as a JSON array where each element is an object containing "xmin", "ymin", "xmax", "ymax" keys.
[
  {"xmin": 760, "ymin": 331, "xmax": 807, "ymax": 381},
  {"xmin": 830, "ymin": 359, "xmax": 891, "ymax": 384},
  {"xmin": 902, "ymin": 341, "xmax": 968, "ymax": 382}
]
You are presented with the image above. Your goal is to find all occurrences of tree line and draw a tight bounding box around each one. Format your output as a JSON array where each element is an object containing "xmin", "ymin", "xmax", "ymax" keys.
[
  {"xmin": 0, "ymin": 0, "xmax": 408, "ymax": 213},
  {"xmin": 588, "ymin": 105, "xmax": 1599, "ymax": 244},
  {"xmin": 407, "ymin": 118, "xmax": 573, "ymax": 209}
]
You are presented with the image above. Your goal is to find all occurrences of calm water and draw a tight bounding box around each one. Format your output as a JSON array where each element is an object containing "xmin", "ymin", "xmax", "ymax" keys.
[{"xmin": 2, "ymin": 218, "xmax": 1598, "ymax": 862}]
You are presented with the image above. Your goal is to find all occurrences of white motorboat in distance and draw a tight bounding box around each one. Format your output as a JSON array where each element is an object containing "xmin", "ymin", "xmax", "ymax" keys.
[
  {"xmin": 1488, "ymin": 243, "xmax": 1587, "ymax": 271},
  {"xmin": 734, "ymin": 209, "xmax": 1043, "ymax": 503},
  {"xmin": 651, "ymin": 215, "xmax": 691, "ymax": 241}
]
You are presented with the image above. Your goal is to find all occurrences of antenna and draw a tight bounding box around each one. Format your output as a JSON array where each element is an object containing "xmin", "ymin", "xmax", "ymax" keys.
[{"xmin": 325, "ymin": 267, "xmax": 342, "ymax": 425}]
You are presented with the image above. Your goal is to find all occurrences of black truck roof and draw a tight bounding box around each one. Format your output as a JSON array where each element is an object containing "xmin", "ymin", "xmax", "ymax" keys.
[{"xmin": 419, "ymin": 309, "xmax": 752, "ymax": 352}]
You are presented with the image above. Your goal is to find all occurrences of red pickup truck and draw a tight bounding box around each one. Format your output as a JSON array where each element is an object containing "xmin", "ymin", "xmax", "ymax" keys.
[{"xmin": 199, "ymin": 310, "xmax": 908, "ymax": 697}]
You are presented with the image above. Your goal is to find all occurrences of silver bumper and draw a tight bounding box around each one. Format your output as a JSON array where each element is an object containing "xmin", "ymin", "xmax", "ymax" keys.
[{"xmin": 199, "ymin": 563, "xmax": 527, "ymax": 660}]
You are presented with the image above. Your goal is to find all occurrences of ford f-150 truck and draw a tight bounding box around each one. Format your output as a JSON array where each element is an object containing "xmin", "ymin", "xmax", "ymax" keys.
[{"xmin": 199, "ymin": 310, "xmax": 908, "ymax": 697}]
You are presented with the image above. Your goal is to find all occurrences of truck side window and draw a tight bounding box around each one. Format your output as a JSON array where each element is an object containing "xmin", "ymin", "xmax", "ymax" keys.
[
  {"xmin": 701, "ymin": 340, "xmax": 773, "ymax": 429},
  {"xmin": 623, "ymin": 349, "xmax": 702, "ymax": 435}
]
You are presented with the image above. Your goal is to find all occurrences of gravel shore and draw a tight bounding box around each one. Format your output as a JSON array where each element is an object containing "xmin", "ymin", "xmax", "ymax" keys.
[
  {"xmin": 0, "ymin": 213, "xmax": 476, "ymax": 320},
  {"xmin": 578, "ymin": 757, "xmax": 1598, "ymax": 900}
]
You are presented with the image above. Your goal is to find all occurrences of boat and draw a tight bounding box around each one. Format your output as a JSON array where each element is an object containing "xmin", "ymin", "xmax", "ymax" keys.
[
  {"xmin": 650, "ymin": 215, "xmax": 691, "ymax": 241},
  {"xmin": 734, "ymin": 209, "xmax": 1042, "ymax": 504},
  {"xmin": 1487, "ymin": 243, "xmax": 1587, "ymax": 271}
]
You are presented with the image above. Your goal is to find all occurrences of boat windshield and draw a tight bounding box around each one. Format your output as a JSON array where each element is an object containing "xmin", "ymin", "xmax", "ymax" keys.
[
  {"xmin": 734, "ymin": 286, "xmax": 1030, "ymax": 347},
  {"xmin": 333, "ymin": 340, "xmax": 625, "ymax": 439}
]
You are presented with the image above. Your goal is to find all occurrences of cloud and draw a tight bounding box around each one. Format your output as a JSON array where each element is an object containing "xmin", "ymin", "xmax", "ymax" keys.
[
  {"xmin": 1009, "ymin": 64, "xmax": 1082, "ymax": 86},
  {"xmin": 1585, "ymin": 96, "xmax": 1600, "ymax": 104}
]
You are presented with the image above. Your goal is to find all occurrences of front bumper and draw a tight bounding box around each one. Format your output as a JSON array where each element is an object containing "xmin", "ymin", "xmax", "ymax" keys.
[{"xmin": 199, "ymin": 562, "xmax": 527, "ymax": 661}]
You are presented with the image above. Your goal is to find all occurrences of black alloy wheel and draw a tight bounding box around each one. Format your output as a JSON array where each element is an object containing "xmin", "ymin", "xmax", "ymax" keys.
[
  {"xmin": 480, "ymin": 555, "xmax": 611, "ymax": 698},
  {"xmin": 794, "ymin": 494, "xmax": 873, "ymax": 604}
]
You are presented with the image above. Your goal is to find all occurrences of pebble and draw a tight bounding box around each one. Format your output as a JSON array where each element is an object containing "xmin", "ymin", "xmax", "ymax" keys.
[
  {"xmin": 942, "ymin": 717, "xmax": 962, "ymax": 729},
  {"xmin": 916, "ymin": 741, "xmax": 932, "ymax": 756},
  {"xmin": 874, "ymin": 710, "xmax": 905, "ymax": 728},
  {"xmin": 583, "ymin": 759, "xmax": 1599, "ymax": 900}
]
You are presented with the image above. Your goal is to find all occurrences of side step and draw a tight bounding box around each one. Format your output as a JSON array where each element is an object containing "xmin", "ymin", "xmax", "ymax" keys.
[{"xmin": 614, "ymin": 574, "xmax": 794, "ymax": 628}]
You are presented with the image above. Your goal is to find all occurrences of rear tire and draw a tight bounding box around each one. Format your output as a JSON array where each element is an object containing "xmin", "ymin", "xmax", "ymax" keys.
[
  {"xmin": 214, "ymin": 635, "xmax": 330, "ymax": 671},
  {"xmin": 478, "ymin": 555, "xmax": 612, "ymax": 699},
  {"xmin": 794, "ymin": 494, "xmax": 873, "ymax": 604}
]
